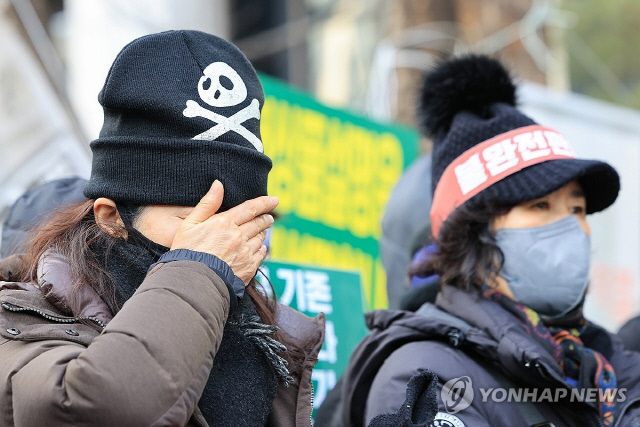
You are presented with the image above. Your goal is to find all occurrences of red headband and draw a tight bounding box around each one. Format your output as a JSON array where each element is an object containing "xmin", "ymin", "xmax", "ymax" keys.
[{"xmin": 430, "ymin": 125, "xmax": 576, "ymax": 238}]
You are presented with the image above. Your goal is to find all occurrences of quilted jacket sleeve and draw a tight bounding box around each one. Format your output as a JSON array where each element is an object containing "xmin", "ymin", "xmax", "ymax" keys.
[{"xmin": 5, "ymin": 260, "xmax": 230, "ymax": 427}]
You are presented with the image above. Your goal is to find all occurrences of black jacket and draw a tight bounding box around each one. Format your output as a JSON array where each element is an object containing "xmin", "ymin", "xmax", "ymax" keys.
[{"xmin": 338, "ymin": 285, "xmax": 640, "ymax": 427}]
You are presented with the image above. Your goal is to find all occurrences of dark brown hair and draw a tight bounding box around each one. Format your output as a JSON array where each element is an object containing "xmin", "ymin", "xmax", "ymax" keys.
[
  {"xmin": 20, "ymin": 199, "xmax": 304, "ymax": 376},
  {"xmin": 410, "ymin": 195, "xmax": 514, "ymax": 292},
  {"xmin": 21, "ymin": 200, "xmax": 120, "ymax": 313}
]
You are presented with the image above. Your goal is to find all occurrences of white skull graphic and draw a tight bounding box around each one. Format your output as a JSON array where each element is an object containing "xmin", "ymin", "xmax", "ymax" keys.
[{"xmin": 198, "ymin": 62, "xmax": 247, "ymax": 107}]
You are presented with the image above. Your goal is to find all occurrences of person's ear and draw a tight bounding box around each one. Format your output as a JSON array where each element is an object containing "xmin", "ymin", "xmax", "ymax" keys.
[{"xmin": 93, "ymin": 198, "xmax": 127, "ymax": 239}]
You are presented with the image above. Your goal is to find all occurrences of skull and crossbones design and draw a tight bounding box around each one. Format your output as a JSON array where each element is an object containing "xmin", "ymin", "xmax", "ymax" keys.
[{"xmin": 183, "ymin": 61, "xmax": 263, "ymax": 152}]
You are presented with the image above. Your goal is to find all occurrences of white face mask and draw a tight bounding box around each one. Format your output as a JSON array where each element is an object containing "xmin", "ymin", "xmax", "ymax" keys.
[{"xmin": 495, "ymin": 216, "xmax": 591, "ymax": 319}]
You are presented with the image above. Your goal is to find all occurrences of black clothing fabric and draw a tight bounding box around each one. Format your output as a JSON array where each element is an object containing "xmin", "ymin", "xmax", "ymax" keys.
[
  {"xmin": 200, "ymin": 296, "xmax": 280, "ymax": 426},
  {"xmin": 617, "ymin": 315, "xmax": 640, "ymax": 352},
  {"xmin": 96, "ymin": 237, "xmax": 158, "ymax": 307}
]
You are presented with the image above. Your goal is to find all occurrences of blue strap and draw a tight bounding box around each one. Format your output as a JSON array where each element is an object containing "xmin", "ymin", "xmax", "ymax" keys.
[{"xmin": 149, "ymin": 249, "xmax": 244, "ymax": 314}]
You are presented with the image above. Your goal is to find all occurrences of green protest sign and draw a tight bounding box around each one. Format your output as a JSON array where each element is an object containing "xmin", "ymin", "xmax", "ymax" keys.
[
  {"xmin": 260, "ymin": 74, "xmax": 419, "ymax": 310},
  {"xmin": 258, "ymin": 260, "xmax": 368, "ymax": 412}
]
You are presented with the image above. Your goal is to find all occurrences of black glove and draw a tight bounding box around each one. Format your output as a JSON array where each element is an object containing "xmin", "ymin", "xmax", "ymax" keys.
[{"xmin": 367, "ymin": 370, "xmax": 439, "ymax": 427}]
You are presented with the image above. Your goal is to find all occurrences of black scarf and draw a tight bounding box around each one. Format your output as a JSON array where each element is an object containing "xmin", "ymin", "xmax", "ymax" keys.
[{"xmin": 97, "ymin": 215, "xmax": 288, "ymax": 425}]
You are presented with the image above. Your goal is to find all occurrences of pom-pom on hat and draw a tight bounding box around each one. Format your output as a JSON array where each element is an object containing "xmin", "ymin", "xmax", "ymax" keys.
[
  {"xmin": 420, "ymin": 54, "xmax": 620, "ymax": 237},
  {"xmin": 83, "ymin": 30, "xmax": 272, "ymax": 210}
]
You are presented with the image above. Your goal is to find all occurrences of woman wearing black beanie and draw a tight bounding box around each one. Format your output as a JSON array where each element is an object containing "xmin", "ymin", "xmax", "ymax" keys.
[
  {"xmin": 0, "ymin": 30, "xmax": 324, "ymax": 426},
  {"xmin": 334, "ymin": 55, "xmax": 640, "ymax": 427}
]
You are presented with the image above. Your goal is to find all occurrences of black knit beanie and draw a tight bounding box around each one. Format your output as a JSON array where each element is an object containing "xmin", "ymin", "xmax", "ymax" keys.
[
  {"xmin": 83, "ymin": 30, "xmax": 272, "ymax": 209},
  {"xmin": 419, "ymin": 54, "xmax": 619, "ymax": 235}
]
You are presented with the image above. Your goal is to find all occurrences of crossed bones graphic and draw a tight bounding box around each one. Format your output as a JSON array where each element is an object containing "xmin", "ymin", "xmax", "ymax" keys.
[{"xmin": 183, "ymin": 98, "xmax": 263, "ymax": 152}]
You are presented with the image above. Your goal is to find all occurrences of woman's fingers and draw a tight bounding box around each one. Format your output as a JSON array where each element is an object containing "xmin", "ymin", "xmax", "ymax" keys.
[
  {"xmin": 226, "ymin": 196, "xmax": 279, "ymax": 226},
  {"xmin": 246, "ymin": 232, "xmax": 269, "ymax": 254},
  {"xmin": 224, "ymin": 235, "xmax": 269, "ymax": 285},
  {"xmin": 239, "ymin": 213, "xmax": 274, "ymax": 241},
  {"xmin": 184, "ymin": 180, "xmax": 224, "ymax": 225}
]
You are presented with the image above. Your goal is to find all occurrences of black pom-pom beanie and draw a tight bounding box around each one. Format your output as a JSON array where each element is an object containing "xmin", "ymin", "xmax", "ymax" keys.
[{"xmin": 83, "ymin": 30, "xmax": 272, "ymax": 209}]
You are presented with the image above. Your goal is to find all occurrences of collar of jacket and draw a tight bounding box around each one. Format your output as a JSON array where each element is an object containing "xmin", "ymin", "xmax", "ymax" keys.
[
  {"xmin": 436, "ymin": 285, "xmax": 572, "ymax": 386},
  {"xmin": 433, "ymin": 284, "xmax": 640, "ymax": 401},
  {"xmin": 35, "ymin": 250, "xmax": 114, "ymax": 326},
  {"xmin": 364, "ymin": 286, "xmax": 567, "ymax": 388},
  {"xmin": 0, "ymin": 250, "xmax": 111, "ymax": 334}
]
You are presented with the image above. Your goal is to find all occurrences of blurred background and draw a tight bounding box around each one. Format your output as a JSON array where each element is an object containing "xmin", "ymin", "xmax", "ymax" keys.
[{"xmin": 1, "ymin": 0, "xmax": 639, "ymax": 335}]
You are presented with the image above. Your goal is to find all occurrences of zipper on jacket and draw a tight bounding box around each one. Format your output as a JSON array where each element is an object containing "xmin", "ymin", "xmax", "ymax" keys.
[
  {"xmin": 533, "ymin": 362, "xmax": 551, "ymax": 381},
  {"xmin": 524, "ymin": 360, "xmax": 551, "ymax": 381},
  {"xmin": 612, "ymin": 397, "xmax": 640, "ymax": 427},
  {"xmin": 1, "ymin": 302, "xmax": 105, "ymax": 329},
  {"xmin": 310, "ymin": 379, "xmax": 315, "ymax": 425},
  {"xmin": 530, "ymin": 360, "xmax": 604, "ymax": 426},
  {"xmin": 593, "ymin": 413, "xmax": 603, "ymax": 427},
  {"xmin": 447, "ymin": 328, "xmax": 464, "ymax": 347}
]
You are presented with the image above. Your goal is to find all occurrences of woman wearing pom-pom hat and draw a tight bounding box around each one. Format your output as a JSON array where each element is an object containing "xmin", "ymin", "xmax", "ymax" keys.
[{"xmin": 332, "ymin": 55, "xmax": 640, "ymax": 427}]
